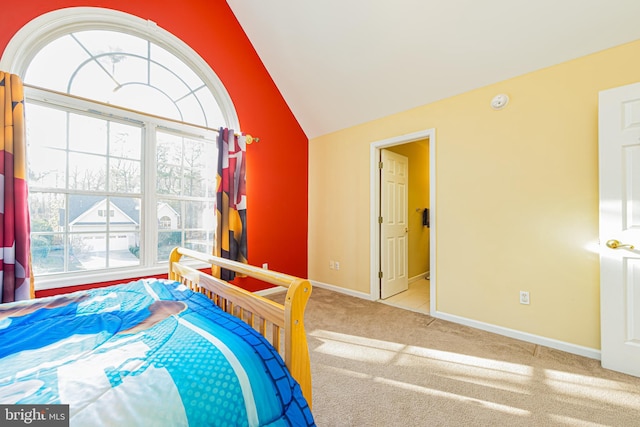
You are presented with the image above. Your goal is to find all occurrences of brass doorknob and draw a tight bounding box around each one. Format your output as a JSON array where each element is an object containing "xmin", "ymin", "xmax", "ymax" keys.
[{"xmin": 606, "ymin": 239, "xmax": 635, "ymax": 250}]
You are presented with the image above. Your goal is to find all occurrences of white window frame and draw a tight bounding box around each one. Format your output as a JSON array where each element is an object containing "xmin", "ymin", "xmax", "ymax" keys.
[{"xmin": 1, "ymin": 7, "xmax": 239, "ymax": 290}]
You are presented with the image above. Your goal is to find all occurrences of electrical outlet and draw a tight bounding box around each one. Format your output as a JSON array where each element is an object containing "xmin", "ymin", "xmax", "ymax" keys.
[
  {"xmin": 329, "ymin": 260, "xmax": 334, "ymax": 270},
  {"xmin": 335, "ymin": 261, "xmax": 340, "ymax": 270},
  {"xmin": 519, "ymin": 291, "xmax": 530, "ymax": 305}
]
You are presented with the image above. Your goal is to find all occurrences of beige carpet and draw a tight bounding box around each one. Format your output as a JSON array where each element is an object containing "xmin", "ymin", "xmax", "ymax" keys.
[{"xmin": 271, "ymin": 287, "xmax": 640, "ymax": 426}]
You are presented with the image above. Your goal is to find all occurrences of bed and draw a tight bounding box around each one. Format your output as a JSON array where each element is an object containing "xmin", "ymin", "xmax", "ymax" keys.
[{"xmin": 0, "ymin": 247, "xmax": 314, "ymax": 426}]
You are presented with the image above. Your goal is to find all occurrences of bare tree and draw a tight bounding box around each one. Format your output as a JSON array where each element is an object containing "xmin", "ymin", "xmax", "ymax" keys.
[
  {"xmin": 156, "ymin": 143, "xmax": 182, "ymax": 195},
  {"xmin": 110, "ymin": 158, "xmax": 141, "ymax": 193}
]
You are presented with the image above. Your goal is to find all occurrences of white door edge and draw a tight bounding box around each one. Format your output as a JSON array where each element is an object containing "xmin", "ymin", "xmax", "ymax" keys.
[
  {"xmin": 380, "ymin": 149, "xmax": 409, "ymax": 298},
  {"xmin": 598, "ymin": 82, "xmax": 640, "ymax": 377}
]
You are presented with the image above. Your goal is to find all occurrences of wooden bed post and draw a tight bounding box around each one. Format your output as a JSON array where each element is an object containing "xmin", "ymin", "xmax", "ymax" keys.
[
  {"xmin": 284, "ymin": 278, "xmax": 312, "ymax": 407},
  {"xmin": 168, "ymin": 246, "xmax": 182, "ymax": 282}
]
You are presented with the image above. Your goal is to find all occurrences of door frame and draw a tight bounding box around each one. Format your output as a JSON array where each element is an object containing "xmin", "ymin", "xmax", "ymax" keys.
[{"xmin": 369, "ymin": 128, "xmax": 436, "ymax": 315}]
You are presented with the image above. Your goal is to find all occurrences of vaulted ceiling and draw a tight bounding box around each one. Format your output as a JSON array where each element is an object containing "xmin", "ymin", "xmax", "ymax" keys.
[{"xmin": 227, "ymin": 0, "xmax": 640, "ymax": 139}]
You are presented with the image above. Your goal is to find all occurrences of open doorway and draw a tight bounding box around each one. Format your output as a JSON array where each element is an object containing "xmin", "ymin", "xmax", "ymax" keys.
[{"xmin": 369, "ymin": 129, "xmax": 436, "ymax": 315}]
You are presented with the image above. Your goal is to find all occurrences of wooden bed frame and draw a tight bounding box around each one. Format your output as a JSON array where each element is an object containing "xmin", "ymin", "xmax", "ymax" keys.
[{"xmin": 168, "ymin": 247, "xmax": 313, "ymax": 408}]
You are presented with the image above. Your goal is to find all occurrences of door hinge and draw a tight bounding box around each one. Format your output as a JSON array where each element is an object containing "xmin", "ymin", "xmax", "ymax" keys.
[
  {"xmin": 378, "ymin": 216, "xmax": 383, "ymax": 224},
  {"xmin": 378, "ymin": 271, "xmax": 383, "ymax": 279},
  {"xmin": 379, "ymin": 161, "xmax": 383, "ymax": 169}
]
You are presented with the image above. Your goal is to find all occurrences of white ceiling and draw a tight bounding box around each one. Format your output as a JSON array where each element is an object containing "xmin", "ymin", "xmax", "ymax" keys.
[{"xmin": 227, "ymin": 0, "xmax": 640, "ymax": 139}]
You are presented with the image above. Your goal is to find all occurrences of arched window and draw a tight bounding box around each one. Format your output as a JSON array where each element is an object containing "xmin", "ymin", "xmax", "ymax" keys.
[
  {"xmin": 25, "ymin": 29, "xmax": 225, "ymax": 127},
  {"xmin": 0, "ymin": 8, "xmax": 236, "ymax": 288}
]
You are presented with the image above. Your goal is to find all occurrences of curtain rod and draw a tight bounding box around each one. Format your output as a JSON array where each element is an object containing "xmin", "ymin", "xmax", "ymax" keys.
[{"xmin": 23, "ymin": 83, "xmax": 260, "ymax": 143}]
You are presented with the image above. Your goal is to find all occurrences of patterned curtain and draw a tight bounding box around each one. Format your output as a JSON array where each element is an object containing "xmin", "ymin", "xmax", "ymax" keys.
[
  {"xmin": 0, "ymin": 72, "xmax": 32, "ymax": 303},
  {"xmin": 213, "ymin": 128, "xmax": 247, "ymax": 280}
]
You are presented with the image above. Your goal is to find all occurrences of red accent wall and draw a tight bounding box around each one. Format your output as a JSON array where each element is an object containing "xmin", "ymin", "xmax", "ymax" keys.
[{"xmin": 0, "ymin": 0, "xmax": 308, "ymax": 295}]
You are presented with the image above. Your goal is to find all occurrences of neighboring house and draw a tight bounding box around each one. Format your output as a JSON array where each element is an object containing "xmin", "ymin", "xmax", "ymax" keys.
[
  {"xmin": 157, "ymin": 202, "xmax": 180, "ymax": 230},
  {"xmin": 66, "ymin": 196, "xmax": 179, "ymax": 252}
]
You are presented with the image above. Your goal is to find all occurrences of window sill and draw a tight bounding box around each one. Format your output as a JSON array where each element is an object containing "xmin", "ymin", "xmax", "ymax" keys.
[{"xmin": 34, "ymin": 260, "xmax": 209, "ymax": 291}]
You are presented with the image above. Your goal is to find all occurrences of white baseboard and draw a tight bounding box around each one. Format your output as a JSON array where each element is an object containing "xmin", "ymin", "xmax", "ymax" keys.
[
  {"xmin": 433, "ymin": 310, "xmax": 601, "ymax": 360},
  {"xmin": 409, "ymin": 272, "xmax": 428, "ymax": 283},
  {"xmin": 309, "ymin": 280, "xmax": 374, "ymax": 300}
]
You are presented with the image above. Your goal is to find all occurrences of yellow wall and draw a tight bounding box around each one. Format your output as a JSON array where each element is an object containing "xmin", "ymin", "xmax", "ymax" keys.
[
  {"xmin": 308, "ymin": 38, "xmax": 640, "ymax": 350},
  {"xmin": 386, "ymin": 141, "xmax": 430, "ymax": 278}
]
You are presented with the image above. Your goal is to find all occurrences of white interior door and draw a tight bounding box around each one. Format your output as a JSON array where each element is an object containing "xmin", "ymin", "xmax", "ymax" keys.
[
  {"xmin": 380, "ymin": 149, "xmax": 408, "ymax": 299},
  {"xmin": 599, "ymin": 82, "xmax": 640, "ymax": 377}
]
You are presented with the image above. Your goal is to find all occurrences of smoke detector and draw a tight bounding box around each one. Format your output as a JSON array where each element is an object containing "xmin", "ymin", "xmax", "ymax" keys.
[{"xmin": 490, "ymin": 94, "xmax": 509, "ymax": 110}]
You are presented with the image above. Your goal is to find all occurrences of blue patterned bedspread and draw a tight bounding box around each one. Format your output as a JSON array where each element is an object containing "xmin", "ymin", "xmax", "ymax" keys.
[{"xmin": 0, "ymin": 279, "xmax": 315, "ymax": 426}]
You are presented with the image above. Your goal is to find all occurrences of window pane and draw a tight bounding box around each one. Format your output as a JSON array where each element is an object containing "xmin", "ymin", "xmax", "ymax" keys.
[
  {"xmin": 109, "ymin": 121, "xmax": 142, "ymax": 160},
  {"xmin": 157, "ymin": 165, "xmax": 182, "ymax": 195},
  {"xmin": 108, "ymin": 233, "xmax": 141, "ymax": 268},
  {"xmin": 69, "ymin": 114, "xmax": 107, "ymax": 154},
  {"xmin": 157, "ymin": 132, "xmax": 184, "ymax": 195},
  {"xmin": 69, "ymin": 233, "xmax": 106, "ymax": 271},
  {"xmin": 69, "ymin": 152, "xmax": 106, "ymax": 191},
  {"xmin": 151, "ymin": 44, "xmax": 204, "ymax": 89},
  {"xmin": 184, "ymin": 139, "xmax": 216, "ymax": 197},
  {"xmin": 68, "ymin": 194, "xmax": 104, "ymax": 229},
  {"xmin": 109, "ymin": 121, "xmax": 142, "ymax": 194},
  {"xmin": 26, "ymin": 103, "xmax": 67, "ymax": 149},
  {"xmin": 157, "ymin": 200, "xmax": 180, "ymax": 229},
  {"xmin": 26, "ymin": 104, "xmax": 67, "ymax": 188},
  {"xmin": 157, "ymin": 230, "xmax": 182, "ymax": 262},
  {"xmin": 185, "ymin": 230, "xmax": 212, "ymax": 253},
  {"xmin": 156, "ymin": 134, "xmax": 217, "ymax": 197},
  {"xmin": 110, "ymin": 197, "xmax": 141, "ymax": 227},
  {"xmin": 32, "ymin": 234, "xmax": 66, "ymax": 275},
  {"xmin": 110, "ymin": 159, "xmax": 141, "ymax": 193},
  {"xmin": 175, "ymin": 95, "xmax": 206, "ymax": 127},
  {"xmin": 183, "ymin": 167, "xmax": 205, "ymax": 197},
  {"xmin": 157, "ymin": 132, "xmax": 183, "ymax": 164},
  {"xmin": 185, "ymin": 201, "xmax": 214, "ymax": 229},
  {"xmin": 28, "ymin": 148, "xmax": 66, "ymax": 189},
  {"xmin": 24, "ymin": 35, "xmax": 90, "ymax": 92},
  {"xmin": 30, "ymin": 192, "xmax": 64, "ymax": 232},
  {"xmin": 150, "ymin": 62, "xmax": 189, "ymax": 100},
  {"xmin": 67, "ymin": 194, "xmax": 107, "ymax": 232},
  {"xmin": 157, "ymin": 199, "xmax": 181, "ymax": 262},
  {"xmin": 194, "ymin": 86, "xmax": 225, "ymax": 128}
]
